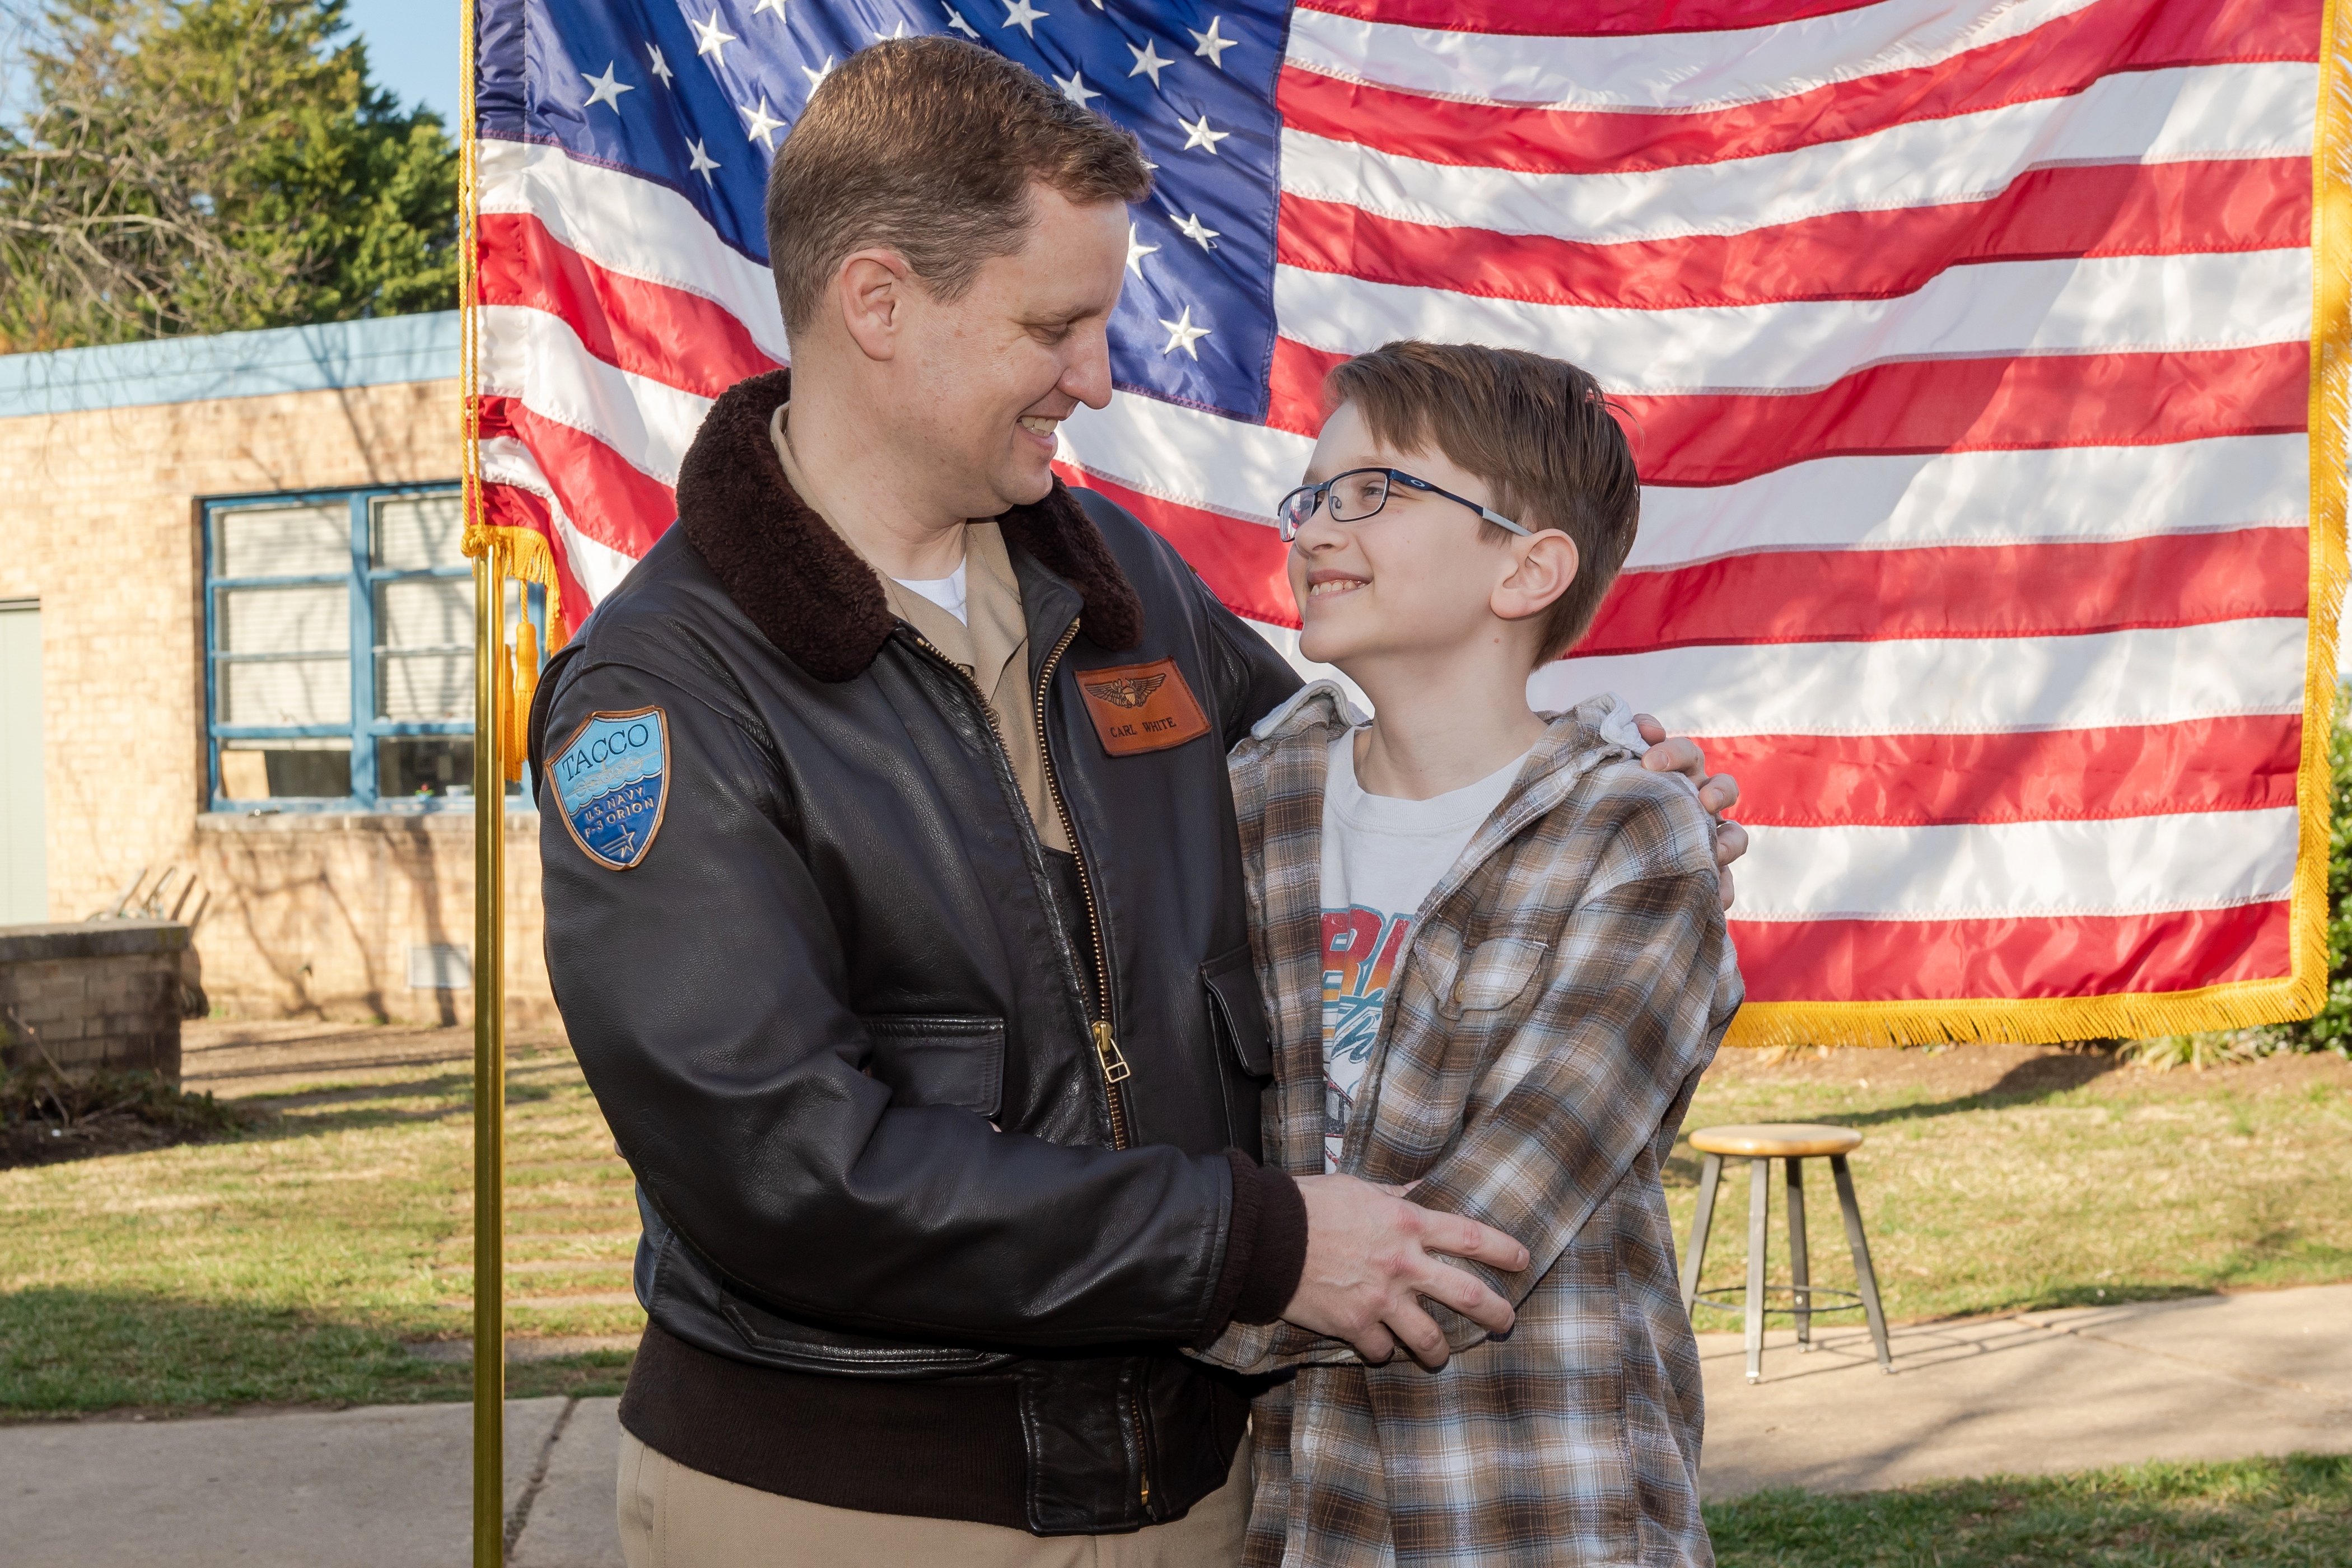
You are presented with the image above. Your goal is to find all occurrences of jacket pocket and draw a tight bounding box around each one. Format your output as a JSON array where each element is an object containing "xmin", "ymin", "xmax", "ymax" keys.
[
  {"xmin": 1200, "ymin": 945, "xmax": 1272, "ymax": 1077},
  {"xmin": 860, "ymin": 1015, "xmax": 1006, "ymax": 1119},
  {"xmin": 1448, "ymin": 937, "xmax": 1551, "ymax": 1016}
]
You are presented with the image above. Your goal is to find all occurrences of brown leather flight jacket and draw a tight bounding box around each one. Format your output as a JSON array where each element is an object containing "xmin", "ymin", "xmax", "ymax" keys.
[{"xmin": 528, "ymin": 371, "xmax": 1306, "ymax": 1535}]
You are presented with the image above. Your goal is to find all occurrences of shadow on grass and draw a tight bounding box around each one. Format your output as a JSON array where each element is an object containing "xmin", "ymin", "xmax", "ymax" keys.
[
  {"xmin": 0, "ymin": 1288, "xmax": 636, "ymax": 1415},
  {"xmin": 1706, "ymin": 1453, "xmax": 2352, "ymax": 1568}
]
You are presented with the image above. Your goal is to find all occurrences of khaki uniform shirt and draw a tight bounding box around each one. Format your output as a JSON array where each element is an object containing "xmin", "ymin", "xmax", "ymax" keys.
[{"xmin": 771, "ymin": 408, "xmax": 1071, "ymax": 853}]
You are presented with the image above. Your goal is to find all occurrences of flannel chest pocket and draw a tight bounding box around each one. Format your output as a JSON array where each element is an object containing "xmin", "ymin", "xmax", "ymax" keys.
[{"xmin": 1447, "ymin": 937, "xmax": 1551, "ymax": 1016}]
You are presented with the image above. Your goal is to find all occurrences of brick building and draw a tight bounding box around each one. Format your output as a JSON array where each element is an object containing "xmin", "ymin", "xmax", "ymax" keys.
[{"xmin": 0, "ymin": 312, "xmax": 555, "ymax": 1026}]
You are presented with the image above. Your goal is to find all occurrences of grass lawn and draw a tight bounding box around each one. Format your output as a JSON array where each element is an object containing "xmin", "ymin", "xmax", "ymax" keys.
[
  {"xmin": 1706, "ymin": 1453, "xmax": 2352, "ymax": 1567},
  {"xmin": 0, "ymin": 1040, "xmax": 642, "ymax": 1415},
  {"xmin": 1669, "ymin": 1044, "xmax": 2352, "ymax": 1328},
  {"xmin": 1, "ymin": 1036, "xmax": 2347, "ymax": 1416}
]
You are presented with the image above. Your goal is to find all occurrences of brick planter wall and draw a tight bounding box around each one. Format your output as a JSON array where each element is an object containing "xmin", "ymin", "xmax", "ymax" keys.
[{"xmin": 0, "ymin": 919, "xmax": 191, "ymax": 1081}]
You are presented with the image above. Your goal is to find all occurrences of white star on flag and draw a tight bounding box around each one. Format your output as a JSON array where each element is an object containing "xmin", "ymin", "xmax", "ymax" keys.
[
  {"xmin": 944, "ymin": 3, "xmax": 979, "ymax": 38},
  {"xmin": 646, "ymin": 44, "xmax": 675, "ymax": 87},
  {"xmin": 1053, "ymin": 69, "xmax": 1100, "ymax": 109},
  {"xmin": 803, "ymin": 54, "xmax": 837, "ymax": 88},
  {"xmin": 1174, "ymin": 211, "xmax": 1219, "ymax": 249},
  {"xmin": 753, "ymin": 0, "xmax": 785, "ymax": 16},
  {"xmin": 1001, "ymin": 0, "xmax": 1047, "ymax": 40},
  {"xmin": 1125, "ymin": 223, "xmax": 1159, "ymax": 276},
  {"xmin": 1188, "ymin": 17, "xmax": 1235, "ymax": 68},
  {"xmin": 687, "ymin": 138, "xmax": 722, "ymax": 184},
  {"xmin": 1178, "ymin": 112, "xmax": 1230, "ymax": 155},
  {"xmin": 740, "ymin": 96, "xmax": 786, "ymax": 149},
  {"xmin": 690, "ymin": 10, "xmax": 735, "ymax": 61},
  {"xmin": 581, "ymin": 61, "xmax": 633, "ymax": 113},
  {"xmin": 1158, "ymin": 305, "xmax": 1211, "ymax": 359},
  {"xmin": 871, "ymin": 18, "xmax": 909, "ymax": 39},
  {"xmin": 1127, "ymin": 39, "xmax": 1172, "ymax": 88}
]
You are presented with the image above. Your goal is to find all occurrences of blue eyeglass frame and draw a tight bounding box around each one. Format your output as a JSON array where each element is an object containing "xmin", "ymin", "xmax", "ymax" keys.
[{"xmin": 1275, "ymin": 466, "xmax": 1527, "ymax": 543}]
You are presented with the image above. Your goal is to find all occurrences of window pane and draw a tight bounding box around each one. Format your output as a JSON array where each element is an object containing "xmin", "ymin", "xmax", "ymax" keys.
[
  {"xmin": 222, "ymin": 657, "xmax": 351, "ymax": 726},
  {"xmin": 377, "ymin": 651, "xmax": 472, "ymax": 721},
  {"xmin": 373, "ymin": 494, "xmax": 466, "ymax": 571},
  {"xmin": 216, "ymin": 502, "xmax": 349, "ymax": 578},
  {"xmin": 378, "ymin": 737, "xmax": 473, "ymax": 799},
  {"xmin": 217, "ymin": 584, "xmax": 348, "ymax": 655},
  {"xmin": 377, "ymin": 578, "xmax": 471, "ymax": 651},
  {"xmin": 219, "ymin": 740, "xmax": 351, "ymax": 799}
]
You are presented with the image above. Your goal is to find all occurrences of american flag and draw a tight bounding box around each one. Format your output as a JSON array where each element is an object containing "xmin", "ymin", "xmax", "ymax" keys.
[{"xmin": 465, "ymin": 0, "xmax": 2344, "ymax": 1046}]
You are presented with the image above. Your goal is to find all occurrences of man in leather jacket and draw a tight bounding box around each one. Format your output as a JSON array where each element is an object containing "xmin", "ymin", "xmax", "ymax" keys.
[{"xmin": 529, "ymin": 39, "xmax": 1743, "ymax": 1568}]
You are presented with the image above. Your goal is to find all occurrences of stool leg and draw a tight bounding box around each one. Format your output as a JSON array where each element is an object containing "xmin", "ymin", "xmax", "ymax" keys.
[
  {"xmin": 1681, "ymin": 1152, "xmax": 1723, "ymax": 1317},
  {"xmin": 1744, "ymin": 1155, "xmax": 1770, "ymax": 1383},
  {"xmin": 1831, "ymin": 1154, "xmax": 1893, "ymax": 1373},
  {"xmin": 1786, "ymin": 1156, "xmax": 1812, "ymax": 1352}
]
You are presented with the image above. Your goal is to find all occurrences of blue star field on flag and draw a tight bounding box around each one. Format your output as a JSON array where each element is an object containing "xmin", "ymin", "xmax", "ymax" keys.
[{"xmin": 478, "ymin": 0, "xmax": 1289, "ymax": 422}]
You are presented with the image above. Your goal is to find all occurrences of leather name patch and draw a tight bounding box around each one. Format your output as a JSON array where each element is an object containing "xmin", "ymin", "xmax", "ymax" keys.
[{"xmin": 1076, "ymin": 657, "xmax": 1211, "ymax": 756}]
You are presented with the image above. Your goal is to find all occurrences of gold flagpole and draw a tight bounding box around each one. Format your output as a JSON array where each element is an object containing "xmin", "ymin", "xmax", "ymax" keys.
[{"xmin": 458, "ymin": 0, "xmax": 505, "ymax": 1561}]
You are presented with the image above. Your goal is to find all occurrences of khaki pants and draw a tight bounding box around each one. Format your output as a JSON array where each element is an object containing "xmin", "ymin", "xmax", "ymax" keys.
[{"xmin": 617, "ymin": 1426, "xmax": 1252, "ymax": 1568}]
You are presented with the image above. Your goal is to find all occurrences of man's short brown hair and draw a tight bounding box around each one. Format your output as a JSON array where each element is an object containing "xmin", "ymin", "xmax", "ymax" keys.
[
  {"xmin": 1325, "ymin": 341, "xmax": 1640, "ymax": 665},
  {"xmin": 766, "ymin": 38, "xmax": 1151, "ymax": 336}
]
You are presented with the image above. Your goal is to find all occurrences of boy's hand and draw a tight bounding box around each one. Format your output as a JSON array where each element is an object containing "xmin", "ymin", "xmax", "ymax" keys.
[
  {"xmin": 1284, "ymin": 1172, "xmax": 1530, "ymax": 1370},
  {"xmin": 1633, "ymin": 715, "xmax": 1746, "ymax": 910}
]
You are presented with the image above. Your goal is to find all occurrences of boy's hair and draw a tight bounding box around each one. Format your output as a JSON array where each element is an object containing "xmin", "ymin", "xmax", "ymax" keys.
[
  {"xmin": 1326, "ymin": 341, "xmax": 1640, "ymax": 664},
  {"xmin": 767, "ymin": 38, "xmax": 1152, "ymax": 337}
]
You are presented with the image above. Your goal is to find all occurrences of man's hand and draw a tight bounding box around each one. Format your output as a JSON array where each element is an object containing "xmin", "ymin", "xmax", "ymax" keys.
[
  {"xmin": 1633, "ymin": 714, "xmax": 1746, "ymax": 911},
  {"xmin": 1282, "ymin": 1172, "xmax": 1530, "ymax": 1370}
]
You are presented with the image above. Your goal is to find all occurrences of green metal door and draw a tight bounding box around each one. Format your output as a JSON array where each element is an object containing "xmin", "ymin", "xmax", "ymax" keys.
[{"xmin": 0, "ymin": 601, "xmax": 45, "ymax": 924}]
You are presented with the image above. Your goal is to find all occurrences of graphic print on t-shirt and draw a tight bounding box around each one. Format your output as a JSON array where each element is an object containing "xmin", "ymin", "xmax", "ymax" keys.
[{"xmin": 1322, "ymin": 905, "xmax": 1412, "ymax": 1171}]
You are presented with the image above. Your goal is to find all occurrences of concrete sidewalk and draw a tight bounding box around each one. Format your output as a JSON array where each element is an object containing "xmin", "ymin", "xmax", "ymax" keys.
[{"xmin": 4, "ymin": 1286, "xmax": 2346, "ymax": 1566}]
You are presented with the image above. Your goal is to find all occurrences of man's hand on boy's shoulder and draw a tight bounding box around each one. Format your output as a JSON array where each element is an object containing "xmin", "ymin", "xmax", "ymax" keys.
[
  {"xmin": 1282, "ymin": 1173, "xmax": 1530, "ymax": 1371},
  {"xmin": 1633, "ymin": 714, "xmax": 1747, "ymax": 911}
]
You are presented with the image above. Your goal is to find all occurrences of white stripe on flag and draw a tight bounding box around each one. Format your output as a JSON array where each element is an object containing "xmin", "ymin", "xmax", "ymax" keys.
[
  {"xmin": 480, "ymin": 305, "xmax": 715, "ymax": 486},
  {"xmin": 1058, "ymin": 395, "xmax": 1314, "ymax": 525},
  {"xmin": 1286, "ymin": 0, "xmax": 2102, "ymax": 111},
  {"xmin": 479, "ymin": 138, "xmax": 790, "ymax": 366},
  {"xmin": 1273, "ymin": 249, "xmax": 2311, "ymax": 394},
  {"xmin": 1278, "ymin": 64, "xmax": 2316, "ymax": 246},
  {"xmin": 1535, "ymin": 618, "xmax": 2308, "ymax": 735},
  {"xmin": 1627, "ymin": 436, "xmax": 2308, "ymax": 569},
  {"xmin": 1734, "ymin": 807, "xmax": 2299, "ymax": 921}
]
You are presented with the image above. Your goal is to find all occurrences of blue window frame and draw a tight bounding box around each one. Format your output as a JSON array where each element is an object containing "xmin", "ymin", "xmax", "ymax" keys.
[{"xmin": 203, "ymin": 485, "xmax": 543, "ymax": 812}]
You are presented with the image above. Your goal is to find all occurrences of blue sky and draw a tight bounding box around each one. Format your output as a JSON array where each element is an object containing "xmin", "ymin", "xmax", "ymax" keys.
[{"xmin": 348, "ymin": 0, "xmax": 456, "ymax": 121}]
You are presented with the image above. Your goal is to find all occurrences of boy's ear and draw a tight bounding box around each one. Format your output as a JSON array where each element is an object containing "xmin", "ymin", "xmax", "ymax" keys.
[{"xmin": 1492, "ymin": 529, "xmax": 1579, "ymax": 626}]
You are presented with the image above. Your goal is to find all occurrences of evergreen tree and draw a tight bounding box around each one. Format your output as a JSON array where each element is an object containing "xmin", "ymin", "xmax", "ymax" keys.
[{"xmin": 0, "ymin": 0, "xmax": 456, "ymax": 349}]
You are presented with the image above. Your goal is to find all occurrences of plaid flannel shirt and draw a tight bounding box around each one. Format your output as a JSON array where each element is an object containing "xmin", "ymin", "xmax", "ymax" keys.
[{"xmin": 1196, "ymin": 683, "xmax": 1743, "ymax": 1568}]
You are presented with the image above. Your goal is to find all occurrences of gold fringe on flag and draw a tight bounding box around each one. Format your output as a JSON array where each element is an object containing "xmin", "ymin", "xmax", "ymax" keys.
[{"xmin": 1726, "ymin": 10, "xmax": 2352, "ymax": 1049}]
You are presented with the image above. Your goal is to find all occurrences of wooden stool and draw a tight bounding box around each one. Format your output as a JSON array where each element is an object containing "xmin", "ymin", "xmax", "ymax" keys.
[{"xmin": 1679, "ymin": 1123, "xmax": 1893, "ymax": 1382}]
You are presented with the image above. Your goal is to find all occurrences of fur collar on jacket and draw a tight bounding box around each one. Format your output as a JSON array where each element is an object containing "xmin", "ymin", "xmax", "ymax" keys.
[{"xmin": 673, "ymin": 370, "xmax": 1144, "ymax": 682}]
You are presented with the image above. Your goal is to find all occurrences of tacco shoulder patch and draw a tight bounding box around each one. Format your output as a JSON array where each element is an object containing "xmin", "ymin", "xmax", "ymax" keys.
[{"xmin": 549, "ymin": 708, "xmax": 670, "ymax": 870}]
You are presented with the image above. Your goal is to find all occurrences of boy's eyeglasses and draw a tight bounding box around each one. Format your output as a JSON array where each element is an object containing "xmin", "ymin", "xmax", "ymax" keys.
[{"xmin": 1275, "ymin": 467, "xmax": 1527, "ymax": 544}]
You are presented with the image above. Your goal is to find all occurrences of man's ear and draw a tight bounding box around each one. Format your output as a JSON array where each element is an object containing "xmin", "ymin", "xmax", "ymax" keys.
[
  {"xmin": 1492, "ymin": 530, "xmax": 1579, "ymax": 624},
  {"xmin": 836, "ymin": 250, "xmax": 911, "ymax": 362}
]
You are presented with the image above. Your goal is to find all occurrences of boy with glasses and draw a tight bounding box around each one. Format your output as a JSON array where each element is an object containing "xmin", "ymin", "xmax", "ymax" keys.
[{"xmin": 1197, "ymin": 340, "xmax": 1742, "ymax": 1567}]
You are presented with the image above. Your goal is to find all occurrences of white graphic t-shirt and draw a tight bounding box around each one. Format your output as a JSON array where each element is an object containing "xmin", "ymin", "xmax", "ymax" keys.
[{"xmin": 1319, "ymin": 731, "xmax": 1529, "ymax": 1172}]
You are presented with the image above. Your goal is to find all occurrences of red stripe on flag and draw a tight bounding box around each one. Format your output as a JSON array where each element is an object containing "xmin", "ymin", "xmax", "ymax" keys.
[
  {"xmin": 1295, "ymin": 0, "xmax": 1886, "ymax": 38},
  {"xmin": 1056, "ymin": 465, "xmax": 1297, "ymax": 628},
  {"xmin": 1670, "ymin": 716, "xmax": 2304, "ymax": 828},
  {"xmin": 1729, "ymin": 899, "xmax": 2290, "ymax": 1003},
  {"xmin": 478, "ymin": 212, "xmax": 781, "ymax": 399},
  {"xmin": 1580, "ymin": 528, "xmax": 2308, "ymax": 655},
  {"xmin": 483, "ymin": 395, "xmax": 676, "ymax": 559},
  {"xmin": 1266, "ymin": 339, "xmax": 2311, "ymax": 481},
  {"xmin": 1277, "ymin": 160, "xmax": 2309, "ymax": 311},
  {"xmin": 1280, "ymin": 0, "xmax": 2311, "ymax": 178}
]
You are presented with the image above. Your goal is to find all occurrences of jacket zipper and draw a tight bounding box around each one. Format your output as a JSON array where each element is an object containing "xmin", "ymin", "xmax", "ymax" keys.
[
  {"xmin": 1126, "ymin": 1387, "xmax": 1153, "ymax": 1512},
  {"xmin": 908, "ymin": 625, "xmax": 1131, "ymax": 1150},
  {"xmin": 1032, "ymin": 620, "xmax": 1134, "ymax": 1150}
]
